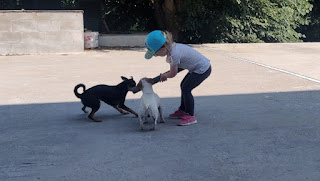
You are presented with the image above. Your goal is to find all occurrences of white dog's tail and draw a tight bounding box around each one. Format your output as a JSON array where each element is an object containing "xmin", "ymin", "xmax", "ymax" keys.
[
  {"xmin": 145, "ymin": 105, "xmax": 158, "ymax": 121},
  {"xmin": 145, "ymin": 106, "xmax": 153, "ymax": 118}
]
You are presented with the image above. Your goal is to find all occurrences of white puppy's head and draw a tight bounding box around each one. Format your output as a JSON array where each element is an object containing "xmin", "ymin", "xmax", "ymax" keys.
[{"xmin": 137, "ymin": 78, "xmax": 154, "ymax": 92}]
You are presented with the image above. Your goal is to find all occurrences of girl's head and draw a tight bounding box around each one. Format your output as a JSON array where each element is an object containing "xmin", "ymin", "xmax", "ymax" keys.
[{"xmin": 145, "ymin": 30, "xmax": 173, "ymax": 59}]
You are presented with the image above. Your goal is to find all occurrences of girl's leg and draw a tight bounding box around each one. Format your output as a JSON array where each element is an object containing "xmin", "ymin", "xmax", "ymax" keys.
[
  {"xmin": 181, "ymin": 66, "xmax": 211, "ymax": 116},
  {"xmin": 179, "ymin": 73, "xmax": 190, "ymax": 112}
]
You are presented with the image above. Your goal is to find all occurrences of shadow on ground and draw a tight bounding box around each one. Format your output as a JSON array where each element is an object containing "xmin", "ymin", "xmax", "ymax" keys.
[{"xmin": 1, "ymin": 90, "xmax": 320, "ymax": 181}]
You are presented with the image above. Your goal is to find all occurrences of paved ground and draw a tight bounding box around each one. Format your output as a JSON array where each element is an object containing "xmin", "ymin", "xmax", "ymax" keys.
[{"xmin": 1, "ymin": 43, "xmax": 320, "ymax": 181}]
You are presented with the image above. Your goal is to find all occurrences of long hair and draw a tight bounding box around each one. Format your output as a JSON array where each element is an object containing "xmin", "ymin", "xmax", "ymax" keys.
[
  {"xmin": 163, "ymin": 31, "xmax": 174, "ymax": 51},
  {"xmin": 163, "ymin": 31, "xmax": 174, "ymax": 63}
]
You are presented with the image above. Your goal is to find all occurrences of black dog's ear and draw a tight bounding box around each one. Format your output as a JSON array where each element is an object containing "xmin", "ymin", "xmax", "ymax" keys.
[
  {"xmin": 130, "ymin": 76, "xmax": 133, "ymax": 80},
  {"xmin": 121, "ymin": 76, "xmax": 128, "ymax": 81}
]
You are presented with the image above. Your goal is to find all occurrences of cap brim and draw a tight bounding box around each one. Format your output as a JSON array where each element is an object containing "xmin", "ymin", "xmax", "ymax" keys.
[{"xmin": 145, "ymin": 50, "xmax": 154, "ymax": 59}]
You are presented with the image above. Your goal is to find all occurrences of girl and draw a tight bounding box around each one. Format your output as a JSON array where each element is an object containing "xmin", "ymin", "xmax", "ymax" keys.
[{"xmin": 144, "ymin": 30, "xmax": 211, "ymax": 126}]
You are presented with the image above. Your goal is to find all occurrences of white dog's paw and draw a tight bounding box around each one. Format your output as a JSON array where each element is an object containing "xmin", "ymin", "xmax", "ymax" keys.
[
  {"xmin": 140, "ymin": 121, "xmax": 144, "ymax": 130},
  {"xmin": 140, "ymin": 125, "xmax": 144, "ymax": 130}
]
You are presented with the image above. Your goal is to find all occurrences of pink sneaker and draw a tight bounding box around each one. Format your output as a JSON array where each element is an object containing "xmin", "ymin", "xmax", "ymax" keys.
[
  {"xmin": 178, "ymin": 115, "xmax": 197, "ymax": 126},
  {"xmin": 169, "ymin": 109, "xmax": 188, "ymax": 119}
]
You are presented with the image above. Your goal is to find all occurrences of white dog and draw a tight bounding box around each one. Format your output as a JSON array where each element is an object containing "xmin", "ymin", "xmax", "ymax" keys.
[{"xmin": 137, "ymin": 78, "xmax": 165, "ymax": 130}]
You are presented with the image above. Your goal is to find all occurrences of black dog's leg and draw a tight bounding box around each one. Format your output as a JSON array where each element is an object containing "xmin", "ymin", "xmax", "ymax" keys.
[
  {"xmin": 82, "ymin": 106, "xmax": 88, "ymax": 113},
  {"xmin": 119, "ymin": 104, "xmax": 138, "ymax": 117},
  {"xmin": 87, "ymin": 99, "xmax": 102, "ymax": 122},
  {"xmin": 112, "ymin": 105, "xmax": 129, "ymax": 115},
  {"xmin": 83, "ymin": 96, "xmax": 102, "ymax": 122},
  {"xmin": 89, "ymin": 106, "xmax": 102, "ymax": 122}
]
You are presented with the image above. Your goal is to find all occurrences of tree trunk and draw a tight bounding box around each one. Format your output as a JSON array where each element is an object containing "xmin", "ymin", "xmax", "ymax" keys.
[{"xmin": 153, "ymin": 0, "xmax": 182, "ymax": 41}]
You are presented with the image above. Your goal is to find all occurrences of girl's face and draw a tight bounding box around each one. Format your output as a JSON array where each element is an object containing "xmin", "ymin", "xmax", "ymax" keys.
[{"xmin": 155, "ymin": 46, "xmax": 168, "ymax": 57}]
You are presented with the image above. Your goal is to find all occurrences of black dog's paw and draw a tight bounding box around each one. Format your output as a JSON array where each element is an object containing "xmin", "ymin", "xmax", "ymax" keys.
[{"xmin": 82, "ymin": 107, "xmax": 88, "ymax": 113}]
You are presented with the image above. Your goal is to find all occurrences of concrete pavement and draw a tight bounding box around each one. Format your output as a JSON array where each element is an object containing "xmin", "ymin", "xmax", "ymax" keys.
[{"xmin": 0, "ymin": 43, "xmax": 320, "ymax": 180}]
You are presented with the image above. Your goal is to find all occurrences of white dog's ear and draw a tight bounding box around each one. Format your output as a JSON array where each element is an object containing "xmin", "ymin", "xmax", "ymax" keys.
[
  {"xmin": 137, "ymin": 80, "xmax": 143, "ymax": 90},
  {"xmin": 145, "ymin": 78, "xmax": 154, "ymax": 84},
  {"xmin": 121, "ymin": 76, "xmax": 128, "ymax": 81}
]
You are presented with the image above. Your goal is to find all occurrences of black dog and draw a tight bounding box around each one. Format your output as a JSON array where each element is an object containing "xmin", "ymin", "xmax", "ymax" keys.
[{"xmin": 74, "ymin": 76, "xmax": 138, "ymax": 122}]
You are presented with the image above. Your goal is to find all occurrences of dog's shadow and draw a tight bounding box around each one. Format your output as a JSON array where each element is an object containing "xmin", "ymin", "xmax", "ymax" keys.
[
  {"xmin": 139, "ymin": 115, "xmax": 171, "ymax": 132},
  {"xmin": 75, "ymin": 112, "xmax": 137, "ymax": 122},
  {"xmin": 140, "ymin": 120, "xmax": 156, "ymax": 132},
  {"xmin": 72, "ymin": 105, "xmax": 176, "ymax": 132}
]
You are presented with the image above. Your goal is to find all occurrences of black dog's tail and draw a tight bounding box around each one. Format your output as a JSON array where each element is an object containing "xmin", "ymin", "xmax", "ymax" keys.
[{"xmin": 74, "ymin": 84, "xmax": 86, "ymax": 99}]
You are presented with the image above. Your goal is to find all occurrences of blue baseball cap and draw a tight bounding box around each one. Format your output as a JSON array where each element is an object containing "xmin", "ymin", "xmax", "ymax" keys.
[{"xmin": 145, "ymin": 30, "xmax": 166, "ymax": 59}]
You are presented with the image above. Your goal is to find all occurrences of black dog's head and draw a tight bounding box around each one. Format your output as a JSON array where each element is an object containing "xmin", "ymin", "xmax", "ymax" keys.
[{"xmin": 121, "ymin": 76, "xmax": 136, "ymax": 90}]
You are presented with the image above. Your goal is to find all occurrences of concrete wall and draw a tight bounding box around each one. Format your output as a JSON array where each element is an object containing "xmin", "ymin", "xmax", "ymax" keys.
[
  {"xmin": 99, "ymin": 33, "xmax": 147, "ymax": 47},
  {"xmin": 0, "ymin": 10, "xmax": 84, "ymax": 55}
]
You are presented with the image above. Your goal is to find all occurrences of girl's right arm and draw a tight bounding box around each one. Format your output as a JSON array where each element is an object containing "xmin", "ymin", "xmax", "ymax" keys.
[{"xmin": 160, "ymin": 64, "xmax": 178, "ymax": 82}]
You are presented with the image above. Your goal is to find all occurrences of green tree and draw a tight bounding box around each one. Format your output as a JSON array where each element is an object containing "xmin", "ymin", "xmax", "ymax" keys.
[
  {"xmin": 152, "ymin": 0, "xmax": 182, "ymax": 40},
  {"xmin": 300, "ymin": 0, "xmax": 320, "ymax": 41},
  {"xmin": 178, "ymin": 0, "xmax": 313, "ymax": 43}
]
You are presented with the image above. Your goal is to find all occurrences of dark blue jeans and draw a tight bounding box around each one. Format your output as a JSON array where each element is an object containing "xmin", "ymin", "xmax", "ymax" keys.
[{"xmin": 179, "ymin": 66, "xmax": 212, "ymax": 116}]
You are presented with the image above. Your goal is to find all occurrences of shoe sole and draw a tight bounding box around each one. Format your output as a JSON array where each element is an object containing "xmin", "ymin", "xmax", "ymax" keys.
[
  {"xmin": 169, "ymin": 116, "xmax": 182, "ymax": 119},
  {"xmin": 178, "ymin": 120, "xmax": 197, "ymax": 126},
  {"xmin": 169, "ymin": 114, "xmax": 188, "ymax": 119}
]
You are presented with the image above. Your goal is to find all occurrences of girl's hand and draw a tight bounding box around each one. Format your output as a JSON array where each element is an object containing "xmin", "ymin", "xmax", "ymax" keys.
[{"xmin": 160, "ymin": 73, "xmax": 167, "ymax": 82}]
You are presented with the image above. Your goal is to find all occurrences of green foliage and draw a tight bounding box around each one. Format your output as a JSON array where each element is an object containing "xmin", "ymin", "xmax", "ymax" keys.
[
  {"xmin": 300, "ymin": 0, "xmax": 320, "ymax": 41},
  {"xmin": 60, "ymin": 0, "xmax": 78, "ymax": 9},
  {"xmin": 179, "ymin": 0, "xmax": 313, "ymax": 43},
  {"xmin": 59, "ymin": 0, "xmax": 155, "ymax": 32},
  {"xmin": 101, "ymin": 0, "xmax": 156, "ymax": 32},
  {"xmin": 0, "ymin": 0, "xmax": 22, "ymax": 10}
]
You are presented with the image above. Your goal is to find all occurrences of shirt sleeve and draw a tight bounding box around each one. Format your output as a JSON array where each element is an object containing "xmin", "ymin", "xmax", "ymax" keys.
[{"xmin": 170, "ymin": 51, "xmax": 181, "ymax": 66}]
